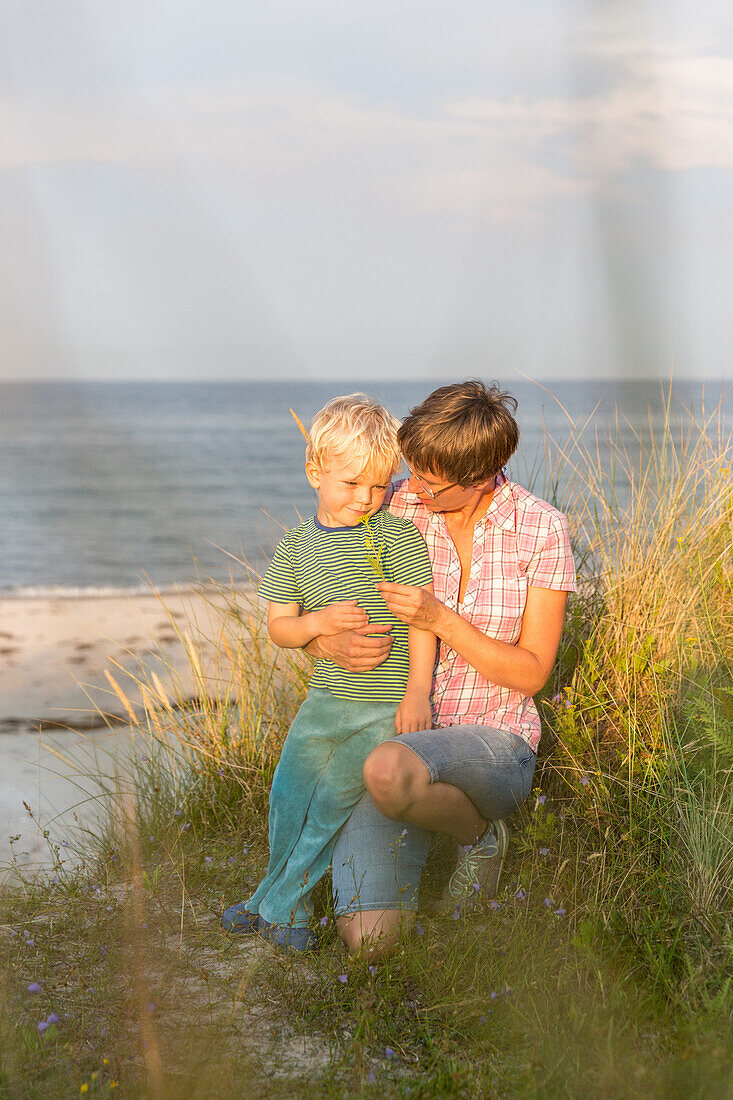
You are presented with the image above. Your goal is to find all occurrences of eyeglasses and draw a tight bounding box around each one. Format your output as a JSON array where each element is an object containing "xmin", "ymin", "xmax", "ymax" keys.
[{"xmin": 405, "ymin": 464, "xmax": 462, "ymax": 500}]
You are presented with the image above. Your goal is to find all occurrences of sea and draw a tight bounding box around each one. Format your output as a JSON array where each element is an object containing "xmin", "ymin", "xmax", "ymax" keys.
[{"xmin": 0, "ymin": 378, "xmax": 729, "ymax": 594}]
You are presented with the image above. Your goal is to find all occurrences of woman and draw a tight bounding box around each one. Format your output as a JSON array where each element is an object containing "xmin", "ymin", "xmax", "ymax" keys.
[{"xmin": 307, "ymin": 380, "xmax": 576, "ymax": 954}]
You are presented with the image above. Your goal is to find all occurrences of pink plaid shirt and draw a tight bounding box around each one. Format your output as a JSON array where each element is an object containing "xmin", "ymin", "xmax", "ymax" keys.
[{"xmin": 386, "ymin": 472, "xmax": 576, "ymax": 751}]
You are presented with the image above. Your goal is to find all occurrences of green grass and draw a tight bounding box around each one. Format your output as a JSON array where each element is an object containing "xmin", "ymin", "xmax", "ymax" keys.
[{"xmin": 1, "ymin": 383, "xmax": 732, "ymax": 1098}]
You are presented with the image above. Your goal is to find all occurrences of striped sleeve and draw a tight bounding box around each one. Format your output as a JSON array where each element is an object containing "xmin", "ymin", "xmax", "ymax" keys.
[
  {"xmin": 386, "ymin": 519, "xmax": 433, "ymax": 587},
  {"xmin": 259, "ymin": 534, "xmax": 302, "ymax": 603},
  {"xmin": 525, "ymin": 513, "xmax": 577, "ymax": 591}
]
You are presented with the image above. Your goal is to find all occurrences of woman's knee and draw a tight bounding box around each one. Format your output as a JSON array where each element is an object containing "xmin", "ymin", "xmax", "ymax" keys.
[
  {"xmin": 363, "ymin": 743, "xmax": 423, "ymax": 818},
  {"xmin": 336, "ymin": 909, "xmax": 411, "ymax": 957}
]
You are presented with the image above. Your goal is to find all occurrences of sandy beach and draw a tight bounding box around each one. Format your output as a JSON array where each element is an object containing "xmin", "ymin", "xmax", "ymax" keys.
[{"xmin": 0, "ymin": 587, "xmax": 249, "ymax": 881}]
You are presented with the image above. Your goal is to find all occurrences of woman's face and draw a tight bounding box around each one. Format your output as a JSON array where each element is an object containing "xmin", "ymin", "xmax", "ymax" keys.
[{"xmin": 406, "ymin": 464, "xmax": 494, "ymax": 513}]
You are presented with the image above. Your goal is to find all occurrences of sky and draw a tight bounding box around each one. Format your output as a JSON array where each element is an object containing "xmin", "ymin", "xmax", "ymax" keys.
[{"xmin": 1, "ymin": 0, "xmax": 732, "ymax": 382}]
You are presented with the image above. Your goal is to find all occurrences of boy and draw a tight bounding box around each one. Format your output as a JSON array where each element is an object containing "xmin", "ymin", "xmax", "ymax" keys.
[{"xmin": 222, "ymin": 394, "xmax": 435, "ymax": 952}]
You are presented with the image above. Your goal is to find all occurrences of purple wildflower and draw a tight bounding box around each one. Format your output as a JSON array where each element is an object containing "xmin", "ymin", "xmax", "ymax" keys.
[
  {"xmin": 515, "ymin": 888, "xmax": 527, "ymax": 901},
  {"xmin": 479, "ymin": 1014, "xmax": 486, "ymax": 1024},
  {"xmin": 37, "ymin": 1020, "xmax": 49, "ymax": 1033},
  {"xmin": 148, "ymin": 835, "xmax": 155, "ymax": 842},
  {"xmin": 141, "ymin": 922, "xmax": 148, "ymax": 929},
  {"xmin": 415, "ymin": 921, "xmax": 424, "ymax": 936},
  {"xmin": 580, "ymin": 775, "xmax": 590, "ymax": 786},
  {"xmin": 26, "ymin": 939, "xmax": 34, "ymax": 947},
  {"xmin": 544, "ymin": 897, "xmax": 553, "ymax": 908},
  {"xmin": 488, "ymin": 900, "xmax": 500, "ymax": 911},
  {"xmin": 552, "ymin": 693, "xmax": 562, "ymax": 703},
  {"xmin": 319, "ymin": 916, "xmax": 328, "ymax": 927},
  {"xmin": 10, "ymin": 930, "xmax": 17, "ymax": 938},
  {"xmin": 174, "ymin": 809, "xmax": 182, "ymax": 817},
  {"xmin": 106, "ymin": 905, "xmax": 113, "ymax": 912},
  {"xmin": 204, "ymin": 856, "xmax": 213, "ymax": 864},
  {"xmin": 140, "ymin": 754, "xmax": 149, "ymax": 762},
  {"xmin": 555, "ymin": 907, "xmax": 566, "ymax": 917},
  {"xmin": 368, "ymin": 965, "xmax": 378, "ymax": 976},
  {"xmin": 490, "ymin": 990, "xmax": 498, "ymax": 1000},
  {"xmin": 452, "ymin": 905, "xmax": 461, "ymax": 920},
  {"xmin": 401, "ymin": 829, "xmax": 408, "ymax": 837},
  {"xmin": 228, "ymin": 856, "xmax": 236, "ymax": 865},
  {"xmin": 218, "ymin": 768, "xmax": 224, "ymax": 777},
  {"xmin": 539, "ymin": 847, "xmax": 550, "ymax": 856},
  {"xmin": 536, "ymin": 794, "xmax": 546, "ymax": 805},
  {"xmin": 385, "ymin": 1047, "xmax": 394, "ymax": 1059},
  {"xmin": 146, "ymin": 1002, "xmax": 156, "ymax": 1014},
  {"xmin": 242, "ymin": 845, "xmax": 249, "ymax": 854},
  {"xmin": 368, "ymin": 1069, "xmax": 376, "ymax": 1083},
  {"xmin": 338, "ymin": 974, "xmax": 348, "ymax": 984},
  {"xmin": 28, "ymin": 982, "xmax": 41, "ymax": 993},
  {"xmin": 46, "ymin": 1013, "xmax": 59, "ymax": 1024}
]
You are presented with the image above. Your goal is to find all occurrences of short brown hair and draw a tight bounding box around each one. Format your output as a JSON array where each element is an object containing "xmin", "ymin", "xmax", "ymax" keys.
[{"xmin": 397, "ymin": 380, "xmax": 519, "ymax": 485}]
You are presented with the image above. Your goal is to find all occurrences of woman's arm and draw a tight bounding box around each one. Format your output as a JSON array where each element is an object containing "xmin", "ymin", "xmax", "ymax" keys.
[
  {"xmin": 377, "ymin": 582, "xmax": 568, "ymax": 697},
  {"xmin": 268, "ymin": 599, "xmax": 370, "ymax": 649}
]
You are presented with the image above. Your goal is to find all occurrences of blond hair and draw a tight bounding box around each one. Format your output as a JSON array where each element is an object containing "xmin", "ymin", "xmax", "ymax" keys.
[
  {"xmin": 398, "ymin": 379, "xmax": 519, "ymax": 484},
  {"xmin": 307, "ymin": 394, "xmax": 401, "ymax": 481}
]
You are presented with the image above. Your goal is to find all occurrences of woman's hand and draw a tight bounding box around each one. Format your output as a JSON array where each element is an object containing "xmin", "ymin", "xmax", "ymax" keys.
[
  {"xmin": 394, "ymin": 689, "xmax": 433, "ymax": 735},
  {"xmin": 376, "ymin": 582, "xmax": 445, "ymax": 632},
  {"xmin": 304, "ymin": 625, "xmax": 393, "ymax": 671}
]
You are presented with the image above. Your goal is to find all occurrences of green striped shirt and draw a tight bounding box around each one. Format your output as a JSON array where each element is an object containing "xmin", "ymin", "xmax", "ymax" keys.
[{"xmin": 259, "ymin": 511, "xmax": 433, "ymax": 703}]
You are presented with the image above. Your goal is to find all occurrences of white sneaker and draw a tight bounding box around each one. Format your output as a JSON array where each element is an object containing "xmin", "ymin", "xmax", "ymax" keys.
[{"xmin": 442, "ymin": 820, "xmax": 509, "ymax": 909}]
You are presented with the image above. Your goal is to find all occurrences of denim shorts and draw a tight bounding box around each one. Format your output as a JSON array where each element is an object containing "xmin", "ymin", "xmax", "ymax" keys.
[{"xmin": 331, "ymin": 723, "xmax": 536, "ymax": 916}]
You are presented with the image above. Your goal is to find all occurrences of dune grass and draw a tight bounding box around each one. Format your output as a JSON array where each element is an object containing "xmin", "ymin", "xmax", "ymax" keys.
[{"xmin": 1, "ymin": 383, "xmax": 731, "ymax": 1098}]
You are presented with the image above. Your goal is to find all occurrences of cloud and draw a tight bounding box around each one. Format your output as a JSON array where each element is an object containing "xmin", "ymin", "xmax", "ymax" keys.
[{"xmin": 2, "ymin": 38, "xmax": 733, "ymax": 234}]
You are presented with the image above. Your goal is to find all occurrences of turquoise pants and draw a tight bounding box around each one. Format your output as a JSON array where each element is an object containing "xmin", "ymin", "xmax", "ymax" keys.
[{"xmin": 245, "ymin": 688, "xmax": 398, "ymax": 927}]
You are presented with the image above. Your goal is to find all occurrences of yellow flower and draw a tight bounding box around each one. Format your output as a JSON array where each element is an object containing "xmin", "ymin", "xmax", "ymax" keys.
[
  {"xmin": 110, "ymin": 1085, "xmax": 119, "ymax": 1091},
  {"xmin": 91, "ymin": 1072, "xmax": 98, "ymax": 1081},
  {"xmin": 80, "ymin": 1087, "xmax": 88, "ymax": 1095},
  {"xmin": 103, "ymin": 1058, "xmax": 109, "ymax": 1066}
]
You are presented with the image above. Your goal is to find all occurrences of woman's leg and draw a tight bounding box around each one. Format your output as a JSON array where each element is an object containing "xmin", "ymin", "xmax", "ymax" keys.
[
  {"xmin": 362, "ymin": 724, "xmax": 535, "ymax": 836},
  {"xmin": 336, "ymin": 909, "xmax": 409, "ymax": 957},
  {"xmin": 363, "ymin": 742, "xmax": 486, "ymax": 845},
  {"xmin": 332, "ymin": 790, "xmax": 432, "ymax": 957}
]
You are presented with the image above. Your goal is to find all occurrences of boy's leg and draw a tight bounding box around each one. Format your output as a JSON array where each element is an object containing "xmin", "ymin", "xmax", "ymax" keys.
[
  {"xmin": 256, "ymin": 701, "xmax": 397, "ymax": 926},
  {"xmin": 230, "ymin": 691, "xmax": 338, "ymax": 922}
]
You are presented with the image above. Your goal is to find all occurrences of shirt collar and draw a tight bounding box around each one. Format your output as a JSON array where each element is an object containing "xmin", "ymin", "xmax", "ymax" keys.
[{"xmin": 485, "ymin": 469, "xmax": 517, "ymax": 533}]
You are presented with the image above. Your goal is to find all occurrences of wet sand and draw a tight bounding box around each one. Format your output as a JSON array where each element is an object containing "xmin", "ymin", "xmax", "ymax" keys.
[{"xmin": 0, "ymin": 588, "xmax": 248, "ymax": 881}]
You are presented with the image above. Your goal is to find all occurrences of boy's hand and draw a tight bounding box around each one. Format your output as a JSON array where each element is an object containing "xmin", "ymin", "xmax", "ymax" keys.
[
  {"xmin": 316, "ymin": 600, "xmax": 369, "ymax": 636},
  {"xmin": 394, "ymin": 690, "xmax": 433, "ymax": 735}
]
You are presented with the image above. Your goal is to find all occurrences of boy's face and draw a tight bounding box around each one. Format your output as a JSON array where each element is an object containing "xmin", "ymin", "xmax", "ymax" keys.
[{"xmin": 305, "ymin": 453, "xmax": 391, "ymax": 528}]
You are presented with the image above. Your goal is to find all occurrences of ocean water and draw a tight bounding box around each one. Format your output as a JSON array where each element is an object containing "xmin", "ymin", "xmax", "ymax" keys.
[{"xmin": 0, "ymin": 378, "xmax": 728, "ymax": 592}]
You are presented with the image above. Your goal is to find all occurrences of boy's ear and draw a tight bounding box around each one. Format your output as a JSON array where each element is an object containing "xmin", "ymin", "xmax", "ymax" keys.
[{"xmin": 305, "ymin": 461, "xmax": 321, "ymax": 490}]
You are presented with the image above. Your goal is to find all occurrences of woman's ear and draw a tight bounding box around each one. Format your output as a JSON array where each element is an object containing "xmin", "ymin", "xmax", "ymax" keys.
[{"xmin": 305, "ymin": 461, "xmax": 321, "ymax": 490}]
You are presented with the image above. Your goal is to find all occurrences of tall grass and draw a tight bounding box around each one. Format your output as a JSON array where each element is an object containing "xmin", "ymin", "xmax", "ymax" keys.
[{"xmin": 1, "ymin": 382, "xmax": 731, "ymax": 1098}]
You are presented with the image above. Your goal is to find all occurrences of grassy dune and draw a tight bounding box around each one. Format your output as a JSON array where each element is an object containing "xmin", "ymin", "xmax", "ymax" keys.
[{"xmin": 1, "ymin": 387, "xmax": 731, "ymax": 1098}]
